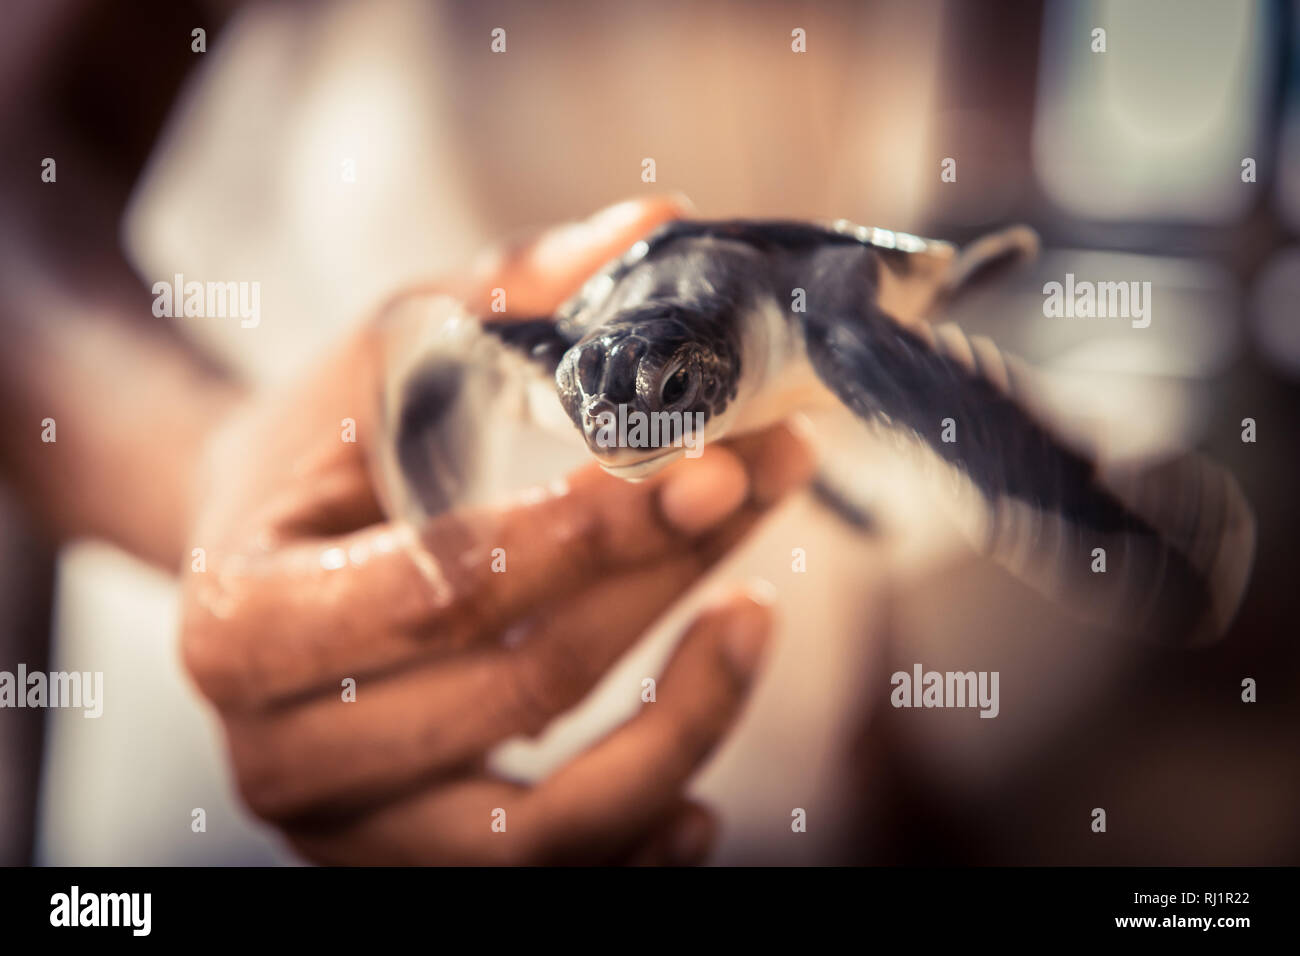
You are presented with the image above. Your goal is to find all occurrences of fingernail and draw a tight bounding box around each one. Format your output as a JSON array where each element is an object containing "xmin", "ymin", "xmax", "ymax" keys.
[
  {"xmin": 666, "ymin": 191, "xmax": 698, "ymax": 214},
  {"xmin": 584, "ymin": 199, "xmax": 648, "ymax": 235},
  {"xmin": 721, "ymin": 593, "xmax": 772, "ymax": 681},
  {"xmin": 669, "ymin": 812, "xmax": 714, "ymax": 866},
  {"xmin": 745, "ymin": 576, "xmax": 777, "ymax": 606},
  {"xmin": 785, "ymin": 412, "xmax": 819, "ymax": 447}
]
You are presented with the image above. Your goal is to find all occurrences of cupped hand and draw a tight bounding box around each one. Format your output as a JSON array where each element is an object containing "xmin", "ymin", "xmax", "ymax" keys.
[{"xmin": 179, "ymin": 198, "xmax": 815, "ymax": 864}]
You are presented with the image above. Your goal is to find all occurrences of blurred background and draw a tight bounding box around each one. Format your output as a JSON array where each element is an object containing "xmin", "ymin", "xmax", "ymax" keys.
[{"xmin": 2, "ymin": 0, "xmax": 1298, "ymax": 864}]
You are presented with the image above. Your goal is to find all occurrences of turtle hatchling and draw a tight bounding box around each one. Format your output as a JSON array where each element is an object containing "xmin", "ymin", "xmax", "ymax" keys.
[{"xmin": 377, "ymin": 218, "xmax": 1255, "ymax": 646}]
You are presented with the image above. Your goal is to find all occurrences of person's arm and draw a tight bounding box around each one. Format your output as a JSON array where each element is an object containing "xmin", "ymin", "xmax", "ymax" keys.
[
  {"xmin": 0, "ymin": 257, "xmax": 243, "ymax": 568},
  {"xmin": 0, "ymin": 0, "xmax": 246, "ymax": 568}
]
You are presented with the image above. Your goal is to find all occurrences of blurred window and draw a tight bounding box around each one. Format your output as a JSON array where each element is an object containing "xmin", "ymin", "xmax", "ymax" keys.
[{"xmin": 1033, "ymin": 0, "xmax": 1274, "ymax": 224}]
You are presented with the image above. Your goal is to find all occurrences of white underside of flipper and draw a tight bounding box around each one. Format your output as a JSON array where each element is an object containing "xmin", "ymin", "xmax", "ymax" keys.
[{"xmin": 375, "ymin": 294, "xmax": 587, "ymax": 527}]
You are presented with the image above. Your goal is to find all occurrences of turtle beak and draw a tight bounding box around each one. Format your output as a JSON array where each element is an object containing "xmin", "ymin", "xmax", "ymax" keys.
[
  {"xmin": 598, "ymin": 449, "xmax": 685, "ymax": 482},
  {"xmin": 577, "ymin": 395, "xmax": 682, "ymax": 477}
]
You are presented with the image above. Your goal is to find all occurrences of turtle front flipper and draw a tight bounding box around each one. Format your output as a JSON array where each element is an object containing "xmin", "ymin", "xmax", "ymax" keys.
[
  {"xmin": 797, "ymin": 305, "xmax": 1255, "ymax": 647},
  {"xmin": 375, "ymin": 296, "xmax": 581, "ymax": 526}
]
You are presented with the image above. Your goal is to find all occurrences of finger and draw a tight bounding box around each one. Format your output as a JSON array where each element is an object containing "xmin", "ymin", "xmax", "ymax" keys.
[
  {"xmin": 277, "ymin": 586, "xmax": 763, "ymax": 863},
  {"xmin": 188, "ymin": 326, "xmax": 389, "ymax": 544},
  {"xmin": 518, "ymin": 589, "xmax": 773, "ymax": 863},
  {"xmin": 223, "ymin": 536, "xmax": 762, "ymax": 819},
  {"xmin": 282, "ymin": 777, "xmax": 527, "ymax": 866},
  {"xmin": 413, "ymin": 422, "xmax": 812, "ymax": 642},
  {"xmin": 283, "ymin": 781, "xmax": 717, "ymax": 867},
  {"xmin": 186, "ymin": 425, "xmax": 812, "ymax": 708},
  {"xmin": 621, "ymin": 801, "xmax": 718, "ymax": 866},
  {"xmin": 187, "ymin": 438, "xmax": 749, "ymax": 708}
]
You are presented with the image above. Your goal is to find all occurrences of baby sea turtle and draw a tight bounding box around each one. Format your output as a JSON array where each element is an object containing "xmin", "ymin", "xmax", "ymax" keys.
[{"xmin": 380, "ymin": 219, "xmax": 1254, "ymax": 646}]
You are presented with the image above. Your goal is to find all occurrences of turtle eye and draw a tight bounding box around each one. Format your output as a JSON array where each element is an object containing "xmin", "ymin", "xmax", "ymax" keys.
[{"xmin": 659, "ymin": 364, "xmax": 693, "ymax": 406}]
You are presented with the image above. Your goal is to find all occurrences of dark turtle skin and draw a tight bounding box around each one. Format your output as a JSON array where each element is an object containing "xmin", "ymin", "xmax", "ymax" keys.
[
  {"xmin": 512, "ymin": 221, "xmax": 1135, "ymax": 528},
  {"xmin": 391, "ymin": 219, "xmax": 1254, "ymax": 646},
  {"xmin": 505, "ymin": 220, "xmax": 932, "ymax": 461},
  {"xmin": 554, "ymin": 298, "xmax": 743, "ymax": 449}
]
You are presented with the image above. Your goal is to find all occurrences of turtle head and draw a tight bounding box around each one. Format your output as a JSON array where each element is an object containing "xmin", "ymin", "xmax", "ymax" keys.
[{"xmin": 555, "ymin": 302, "xmax": 742, "ymax": 479}]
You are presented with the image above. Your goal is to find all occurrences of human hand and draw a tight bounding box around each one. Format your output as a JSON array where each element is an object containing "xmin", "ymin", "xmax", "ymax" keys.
[{"xmin": 178, "ymin": 198, "xmax": 814, "ymax": 864}]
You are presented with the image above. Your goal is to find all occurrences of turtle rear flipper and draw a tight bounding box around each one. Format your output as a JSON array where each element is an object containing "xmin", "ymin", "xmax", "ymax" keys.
[
  {"xmin": 870, "ymin": 224, "xmax": 1039, "ymax": 325},
  {"xmin": 931, "ymin": 225, "xmax": 1040, "ymax": 314},
  {"xmin": 798, "ymin": 305, "xmax": 1255, "ymax": 646}
]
